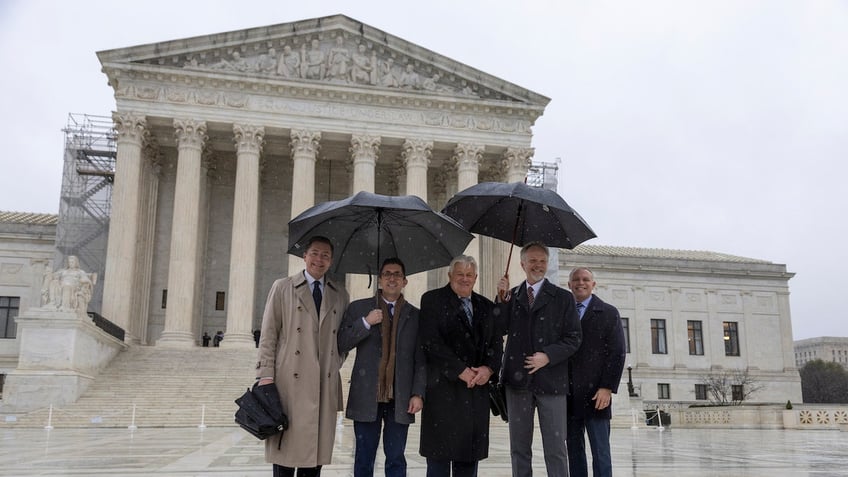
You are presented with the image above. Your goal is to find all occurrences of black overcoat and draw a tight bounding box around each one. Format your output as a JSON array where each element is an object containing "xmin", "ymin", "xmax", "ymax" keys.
[
  {"xmin": 418, "ymin": 284, "xmax": 503, "ymax": 461},
  {"xmin": 567, "ymin": 294, "xmax": 627, "ymax": 420}
]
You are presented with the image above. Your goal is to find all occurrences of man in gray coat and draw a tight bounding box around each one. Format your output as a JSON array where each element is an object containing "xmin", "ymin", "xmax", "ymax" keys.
[{"xmin": 338, "ymin": 258, "xmax": 426, "ymax": 477}]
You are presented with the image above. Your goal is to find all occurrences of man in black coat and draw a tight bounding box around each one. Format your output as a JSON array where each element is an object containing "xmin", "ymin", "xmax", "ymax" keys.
[
  {"xmin": 338, "ymin": 258, "xmax": 426, "ymax": 477},
  {"xmin": 566, "ymin": 267, "xmax": 626, "ymax": 477},
  {"xmin": 419, "ymin": 255, "xmax": 503, "ymax": 477},
  {"xmin": 496, "ymin": 242, "xmax": 582, "ymax": 477}
]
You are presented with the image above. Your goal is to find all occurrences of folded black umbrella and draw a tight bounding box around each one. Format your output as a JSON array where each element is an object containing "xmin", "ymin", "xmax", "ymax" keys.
[{"xmin": 235, "ymin": 383, "xmax": 288, "ymax": 444}]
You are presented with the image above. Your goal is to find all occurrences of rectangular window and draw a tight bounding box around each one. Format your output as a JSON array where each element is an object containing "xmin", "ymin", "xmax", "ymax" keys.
[
  {"xmin": 723, "ymin": 321, "xmax": 740, "ymax": 356},
  {"xmin": 651, "ymin": 319, "xmax": 667, "ymax": 354},
  {"xmin": 732, "ymin": 384, "xmax": 744, "ymax": 402},
  {"xmin": 695, "ymin": 384, "xmax": 708, "ymax": 400},
  {"xmin": 658, "ymin": 383, "xmax": 671, "ymax": 400},
  {"xmin": 687, "ymin": 320, "xmax": 704, "ymax": 355},
  {"xmin": 621, "ymin": 317, "xmax": 631, "ymax": 354},
  {"xmin": 0, "ymin": 296, "xmax": 20, "ymax": 339},
  {"xmin": 215, "ymin": 292, "xmax": 226, "ymax": 311},
  {"xmin": 161, "ymin": 290, "xmax": 167, "ymax": 309}
]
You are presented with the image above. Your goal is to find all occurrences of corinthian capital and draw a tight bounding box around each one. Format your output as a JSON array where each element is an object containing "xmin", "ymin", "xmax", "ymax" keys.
[
  {"xmin": 290, "ymin": 129, "xmax": 321, "ymax": 158},
  {"xmin": 501, "ymin": 147, "xmax": 534, "ymax": 179},
  {"xmin": 453, "ymin": 143, "xmax": 484, "ymax": 173},
  {"xmin": 173, "ymin": 118, "xmax": 208, "ymax": 149},
  {"xmin": 401, "ymin": 138, "xmax": 433, "ymax": 168},
  {"xmin": 349, "ymin": 134, "xmax": 381, "ymax": 164},
  {"xmin": 233, "ymin": 124, "xmax": 265, "ymax": 155},
  {"xmin": 112, "ymin": 111, "xmax": 147, "ymax": 145}
]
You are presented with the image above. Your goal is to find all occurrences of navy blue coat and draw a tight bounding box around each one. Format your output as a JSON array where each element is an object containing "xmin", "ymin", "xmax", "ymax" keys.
[
  {"xmin": 499, "ymin": 279, "xmax": 582, "ymax": 395},
  {"xmin": 567, "ymin": 294, "xmax": 626, "ymax": 420},
  {"xmin": 418, "ymin": 284, "xmax": 503, "ymax": 461}
]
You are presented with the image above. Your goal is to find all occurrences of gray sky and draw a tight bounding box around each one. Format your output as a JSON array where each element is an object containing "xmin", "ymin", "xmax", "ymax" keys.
[{"xmin": 1, "ymin": 0, "xmax": 846, "ymax": 340}]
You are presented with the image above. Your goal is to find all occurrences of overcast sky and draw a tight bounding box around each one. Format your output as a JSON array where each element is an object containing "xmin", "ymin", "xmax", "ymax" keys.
[{"xmin": 1, "ymin": 0, "xmax": 846, "ymax": 340}]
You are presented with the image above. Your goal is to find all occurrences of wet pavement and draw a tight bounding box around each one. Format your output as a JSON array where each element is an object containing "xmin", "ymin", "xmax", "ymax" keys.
[{"xmin": 2, "ymin": 419, "xmax": 847, "ymax": 476}]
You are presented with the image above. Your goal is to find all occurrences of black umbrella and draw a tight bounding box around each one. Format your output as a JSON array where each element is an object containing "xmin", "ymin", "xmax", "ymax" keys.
[
  {"xmin": 441, "ymin": 181, "xmax": 596, "ymax": 277},
  {"xmin": 288, "ymin": 191, "xmax": 473, "ymax": 277}
]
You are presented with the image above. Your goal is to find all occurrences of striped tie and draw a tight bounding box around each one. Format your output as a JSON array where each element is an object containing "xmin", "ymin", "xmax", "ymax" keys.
[{"xmin": 527, "ymin": 286, "xmax": 535, "ymax": 308}]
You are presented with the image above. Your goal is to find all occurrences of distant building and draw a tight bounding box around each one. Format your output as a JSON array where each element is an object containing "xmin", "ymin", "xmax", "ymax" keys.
[{"xmin": 794, "ymin": 336, "xmax": 848, "ymax": 370}]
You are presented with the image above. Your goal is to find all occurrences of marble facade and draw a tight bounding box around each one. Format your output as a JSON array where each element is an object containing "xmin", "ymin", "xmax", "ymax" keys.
[{"xmin": 96, "ymin": 15, "xmax": 549, "ymax": 346}]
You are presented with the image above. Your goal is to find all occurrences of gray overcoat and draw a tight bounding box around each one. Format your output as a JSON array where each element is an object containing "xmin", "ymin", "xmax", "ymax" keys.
[
  {"xmin": 255, "ymin": 271, "xmax": 350, "ymax": 468},
  {"xmin": 338, "ymin": 295, "xmax": 426, "ymax": 424}
]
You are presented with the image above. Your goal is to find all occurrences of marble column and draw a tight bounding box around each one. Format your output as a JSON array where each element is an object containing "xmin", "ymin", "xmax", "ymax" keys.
[
  {"xmin": 453, "ymin": 143, "xmax": 484, "ymax": 290},
  {"xmin": 402, "ymin": 138, "xmax": 432, "ymax": 306},
  {"xmin": 348, "ymin": 134, "xmax": 380, "ymax": 300},
  {"xmin": 287, "ymin": 130, "xmax": 321, "ymax": 275},
  {"xmin": 501, "ymin": 147, "xmax": 534, "ymax": 290},
  {"xmin": 224, "ymin": 124, "xmax": 265, "ymax": 348},
  {"xmin": 102, "ymin": 112, "xmax": 146, "ymax": 341},
  {"xmin": 130, "ymin": 140, "xmax": 162, "ymax": 344},
  {"xmin": 158, "ymin": 119, "xmax": 207, "ymax": 347}
]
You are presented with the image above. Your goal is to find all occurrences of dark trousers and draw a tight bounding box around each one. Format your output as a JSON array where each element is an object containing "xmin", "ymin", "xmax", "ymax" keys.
[
  {"xmin": 272, "ymin": 464, "xmax": 321, "ymax": 477},
  {"xmin": 353, "ymin": 401, "xmax": 410, "ymax": 477},
  {"xmin": 567, "ymin": 415, "xmax": 612, "ymax": 477},
  {"xmin": 425, "ymin": 458, "xmax": 478, "ymax": 477}
]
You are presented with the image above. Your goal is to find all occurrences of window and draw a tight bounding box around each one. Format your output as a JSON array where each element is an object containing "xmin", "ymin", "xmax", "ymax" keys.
[
  {"xmin": 651, "ymin": 319, "xmax": 667, "ymax": 354},
  {"xmin": 687, "ymin": 320, "xmax": 704, "ymax": 355},
  {"xmin": 658, "ymin": 383, "xmax": 670, "ymax": 400},
  {"xmin": 621, "ymin": 317, "xmax": 631, "ymax": 354},
  {"xmin": 161, "ymin": 290, "xmax": 167, "ymax": 309},
  {"xmin": 732, "ymin": 384, "xmax": 744, "ymax": 402},
  {"xmin": 695, "ymin": 384, "xmax": 708, "ymax": 400},
  {"xmin": 215, "ymin": 292, "xmax": 226, "ymax": 311},
  {"xmin": 0, "ymin": 296, "xmax": 20, "ymax": 339},
  {"xmin": 723, "ymin": 321, "xmax": 740, "ymax": 356}
]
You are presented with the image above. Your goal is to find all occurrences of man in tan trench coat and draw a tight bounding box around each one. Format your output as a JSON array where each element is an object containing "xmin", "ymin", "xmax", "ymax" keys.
[{"xmin": 257, "ymin": 236, "xmax": 350, "ymax": 477}]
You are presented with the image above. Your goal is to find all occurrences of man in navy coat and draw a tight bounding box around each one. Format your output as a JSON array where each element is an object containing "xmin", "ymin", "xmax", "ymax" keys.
[
  {"xmin": 338, "ymin": 258, "xmax": 426, "ymax": 477},
  {"xmin": 566, "ymin": 267, "xmax": 627, "ymax": 477}
]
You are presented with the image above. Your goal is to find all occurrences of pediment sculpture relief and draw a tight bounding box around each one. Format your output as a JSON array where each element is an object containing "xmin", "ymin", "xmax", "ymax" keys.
[{"xmin": 177, "ymin": 34, "xmax": 481, "ymax": 98}]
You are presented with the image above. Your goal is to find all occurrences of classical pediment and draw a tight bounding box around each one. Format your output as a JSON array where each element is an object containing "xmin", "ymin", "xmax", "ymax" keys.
[{"xmin": 97, "ymin": 14, "xmax": 549, "ymax": 109}]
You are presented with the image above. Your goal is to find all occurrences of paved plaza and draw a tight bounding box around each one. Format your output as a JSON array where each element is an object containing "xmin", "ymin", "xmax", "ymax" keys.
[{"xmin": 2, "ymin": 419, "xmax": 847, "ymax": 476}]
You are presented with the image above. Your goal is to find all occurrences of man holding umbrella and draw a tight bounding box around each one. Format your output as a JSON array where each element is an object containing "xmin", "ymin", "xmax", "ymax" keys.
[
  {"xmin": 338, "ymin": 257, "xmax": 426, "ymax": 477},
  {"xmin": 496, "ymin": 242, "xmax": 582, "ymax": 477},
  {"xmin": 256, "ymin": 236, "xmax": 350, "ymax": 477}
]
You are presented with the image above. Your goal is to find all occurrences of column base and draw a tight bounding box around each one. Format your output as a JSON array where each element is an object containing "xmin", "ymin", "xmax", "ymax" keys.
[
  {"xmin": 219, "ymin": 333, "xmax": 257, "ymax": 349},
  {"xmin": 156, "ymin": 331, "xmax": 197, "ymax": 348}
]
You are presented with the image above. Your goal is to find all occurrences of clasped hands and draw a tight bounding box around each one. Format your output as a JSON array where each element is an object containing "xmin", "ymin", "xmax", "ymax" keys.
[{"xmin": 458, "ymin": 365, "xmax": 494, "ymax": 388}]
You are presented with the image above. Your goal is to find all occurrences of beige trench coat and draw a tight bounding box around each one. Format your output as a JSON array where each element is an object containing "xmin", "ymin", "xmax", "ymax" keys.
[{"xmin": 256, "ymin": 271, "xmax": 349, "ymax": 467}]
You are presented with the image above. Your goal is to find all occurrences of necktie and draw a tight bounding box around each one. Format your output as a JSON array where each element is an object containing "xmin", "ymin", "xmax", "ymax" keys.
[
  {"xmin": 312, "ymin": 281, "xmax": 322, "ymax": 314},
  {"xmin": 576, "ymin": 302, "xmax": 585, "ymax": 319},
  {"xmin": 527, "ymin": 286, "xmax": 535, "ymax": 308},
  {"xmin": 461, "ymin": 297, "xmax": 473, "ymax": 326},
  {"xmin": 387, "ymin": 303, "xmax": 394, "ymax": 321}
]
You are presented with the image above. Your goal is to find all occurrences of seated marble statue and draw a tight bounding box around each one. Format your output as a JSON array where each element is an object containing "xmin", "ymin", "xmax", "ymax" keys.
[{"xmin": 41, "ymin": 256, "xmax": 97, "ymax": 319}]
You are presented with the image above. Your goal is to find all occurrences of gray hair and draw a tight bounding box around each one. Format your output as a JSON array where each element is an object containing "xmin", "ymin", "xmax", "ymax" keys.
[
  {"xmin": 520, "ymin": 241, "xmax": 549, "ymax": 260},
  {"xmin": 449, "ymin": 255, "xmax": 477, "ymax": 272},
  {"xmin": 569, "ymin": 266, "xmax": 595, "ymax": 281}
]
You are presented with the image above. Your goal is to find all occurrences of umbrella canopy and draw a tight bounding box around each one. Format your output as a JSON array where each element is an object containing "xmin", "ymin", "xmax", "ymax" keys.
[
  {"xmin": 441, "ymin": 181, "xmax": 596, "ymax": 250},
  {"xmin": 288, "ymin": 191, "xmax": 473, "ymax": 276}
]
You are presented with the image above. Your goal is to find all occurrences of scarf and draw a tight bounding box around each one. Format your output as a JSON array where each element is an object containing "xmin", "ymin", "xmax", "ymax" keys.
[{"xmin": 377, "ymin": 293, "xmax": 404, "ymax": 403}]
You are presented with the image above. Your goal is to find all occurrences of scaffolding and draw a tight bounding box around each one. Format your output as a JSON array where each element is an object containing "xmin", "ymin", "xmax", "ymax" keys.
[{"xmin": 55, "ymin": 113, "xmax": 116, "ymax": 314}]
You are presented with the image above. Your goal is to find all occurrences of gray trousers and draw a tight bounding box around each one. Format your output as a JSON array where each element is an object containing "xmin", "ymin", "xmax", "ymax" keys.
[{"xmin": 505, "ymin": 386, "xmax": 569, "ymax": 477}]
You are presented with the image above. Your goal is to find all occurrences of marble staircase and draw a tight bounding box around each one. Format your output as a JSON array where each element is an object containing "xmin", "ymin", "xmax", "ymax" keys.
[{"xmin": 1, "ymin": 346, "xmax": 259, "ymax": 428}]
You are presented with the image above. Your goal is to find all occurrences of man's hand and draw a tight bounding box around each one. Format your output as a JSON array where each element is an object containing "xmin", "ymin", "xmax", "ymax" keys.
[
  {"xmin": 459, "ymin": 367, "xmax": 478, "ymax": 388},
  {"xmin": 471, "ymin": 366, "xmax": 493, "ymax": 386},
  {"xmin": 257, "ymin": 378, "xmax": 274, "ymax": 386},
  {"xmin": 408, "ymin": 395, "xmax": 424, "ymax": 414},
  {"xmin": 365, "ymin": 309, "xmax": 383, "ymax": 326},
  {"xmin": 593, "ymin": 388, "xmax": 613, "ymax": 410},
  {"xmin": 524, "ymin": 352, "xmax": 550, "ymax": 374},
  {"xmin": 497, "ymin": 276, "xmax": 511, "ymax": 301}
]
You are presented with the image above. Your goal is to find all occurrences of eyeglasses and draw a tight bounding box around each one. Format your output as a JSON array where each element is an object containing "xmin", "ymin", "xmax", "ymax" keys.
[{"xmin": 380, "ymin": 271, "xmax": 404, "ymax": 279}]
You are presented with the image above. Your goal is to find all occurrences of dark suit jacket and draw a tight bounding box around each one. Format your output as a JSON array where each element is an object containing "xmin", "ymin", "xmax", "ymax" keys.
[
  {"xmin": 418, "ymin": 284, "xmax": 503, "ymax": 461},
  {"xmin": 567, "ymin": 294, "xmax": 626, "ymax": 420},
  {"xmin": 500, "ymin": 279, "xmax": 582, "ymax": 395},
  {"xmin": 338, "ymin": 295, "xmax": 426, "ymax": 425}
]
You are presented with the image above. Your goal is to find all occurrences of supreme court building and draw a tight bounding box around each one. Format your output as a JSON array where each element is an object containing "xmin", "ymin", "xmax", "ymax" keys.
[{"xmin": 96, "ymin": 15, "xmax": 549, "ymax": 348}]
